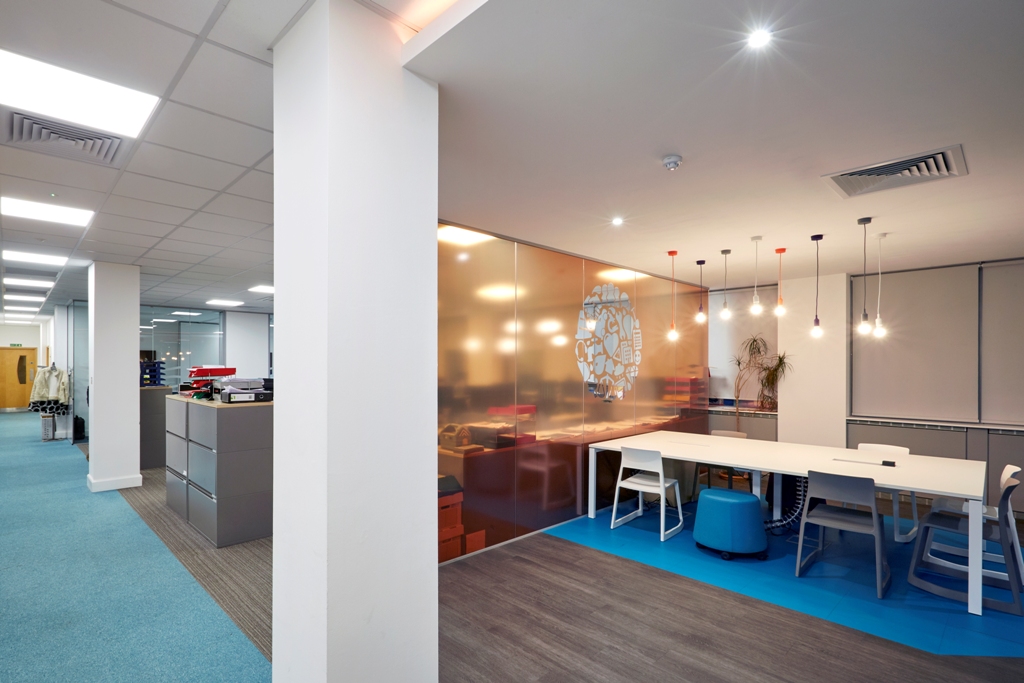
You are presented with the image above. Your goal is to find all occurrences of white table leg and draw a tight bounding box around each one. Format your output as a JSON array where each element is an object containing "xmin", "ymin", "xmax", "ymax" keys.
[
  {"xmin": 968, "ymin": 498, "xmax": 983, "ymax": 616},
  {"xmin": 576, "ymin": 448, "xmax": 583, "ymax": 516},
  {"xmin": 752, "ymin": 471, "xmax": 762, "ymax": 503},
  {"xmin": 773, "ymin": 471, "xmax": 782, "ymax": 520},
  {"xmin": 588, "ymin": 447, "xmax": 597, "ymax": 518}
]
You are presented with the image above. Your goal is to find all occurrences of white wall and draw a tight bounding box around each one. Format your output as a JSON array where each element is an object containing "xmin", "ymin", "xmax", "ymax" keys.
[
  {"xmin": 87, "ymin": 262, "xmax": 142, "ymax": 492},
  {"xmin": 224, "ymin": 311, "xmax": 269, "ymax": 378},
  {"xmin": 777, "ymin": 273, "xmax": 849, "ymax": 447},
  {"xmin": 708, "ymin": 285, "xmax": 778, "ymax": 401},
  {"xmin": 274, "ymin": 0, "xmax": 438, "ymax": 680},
  {"xmin": 0, "ymin": 323, "xmax": 42, "ymax": 358},
  {"xmin": 52, "ymin": 305, "xmax": 70, "ymax": 439}
]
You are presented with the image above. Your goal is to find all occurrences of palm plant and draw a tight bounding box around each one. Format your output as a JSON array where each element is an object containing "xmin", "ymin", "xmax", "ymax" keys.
[{"xmin": 732, "ymin": 334, "xmax": 792, "ymax": 430}]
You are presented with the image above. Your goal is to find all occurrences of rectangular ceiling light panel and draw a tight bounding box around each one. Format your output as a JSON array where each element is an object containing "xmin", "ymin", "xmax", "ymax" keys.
[
  {"xmin": 1, "ymin": 197, "xmax": 94, "ymax": 226},
  {"xmin": 206, "ymin": 299, "xmax": 243, "ymax": 307},
  {"xmin": 4, "ymin": 294, "xmax": 46, "ymax": 302},
  {"xmin": 0, "ymin": 49, "xmax": 159, "ymax": 137},
  {"xmin": 248, "ymin": 285, "xmax": 274, "ymax": 293},
  {"xmin": 3, "ymin": 277, "xmax": 54, "ymax": 288},
  {"xmin": 2, "ymin": 250, "xmax": 68, "ymax": 266}
]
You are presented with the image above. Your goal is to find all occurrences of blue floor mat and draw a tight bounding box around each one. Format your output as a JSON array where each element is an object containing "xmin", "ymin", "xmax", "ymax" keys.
[
  {"xmin": 546, "ymin": 499, "xmax": 1024, "ymax": 656},
  {"xmin": 0, "ymin": 412, "xmax": 271, "ymax": 683}
]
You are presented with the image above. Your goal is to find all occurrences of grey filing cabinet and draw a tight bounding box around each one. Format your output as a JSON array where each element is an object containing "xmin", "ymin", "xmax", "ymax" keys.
[
  {"xmin": 165, "ymin": 395, "xmax": 273, "ymax": 547},
  {"xmin": 141, "ymin": 386, "xmax": 172, "ymax": 469}
]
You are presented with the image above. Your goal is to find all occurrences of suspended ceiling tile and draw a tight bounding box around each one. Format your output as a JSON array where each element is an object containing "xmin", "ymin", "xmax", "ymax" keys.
[
  {"xmin": 255, "ymin": 154, "xmax": 273, "ymax": 173},
  {"xmin": 126, "ymin": 143, "xmax": 247, "ymax": 191},
  {"xmin": 153, "ymin": 239, "xmax": 223, "ymax": 256},
  {"xmin": 195, "ymin": 256, "xmax": 254, "ymax": 270},
  {"xmin": 1, "ymin": 214, "xmax": 87, "ymax": 238},
  {"xmin": 0, "ymin": 0, "xmax": 195, "ymax": 94},
  {"xmin": 135, "ymin": 257, "xmax": 189, "ymax": 270},
  {"xmin": 100, "ymin": 196, "xmax": 193, "ymax": 227},
  {"xmin": 163, "ymin": 226, "xmax": 241, "ymax": 247},
  {"xmin": 227, "ymin": 238, "xmax": 273, "ymax": 255},
  {"xmin": 184, "ymin": 211, "xmax": 266, "ymax": 236},
  {"xmin": 251, "ymin": 226, "xmax": 274, "ymax": 242},
  {"xmin": 0, "ymin": 146, "xmax": 119, "ymax": 193},
  {"xmin": 204, "ymin": 193, "xmax": 272, "ymax": 223},
  {"xmin": 2, "ymin": 231, "xmax": 81, "ymax": 249},
  {"xmin": 144, "ymin": 102, "xmax": 273, "ymax": 167},
  {"xmin": 77, "ymin": 240, "xmax": 148, "ymax": 257},
  {"xmin": 83, "ymin": 228, "xmax": 162, "ymax": 248},
  {"xmin": 0, "ymin": 174, "xmax": 108, "ymax": 211},
  {"xmin": 171, "ymin": 43, "xmax": 273, "ymax": 130},
  {"xmin": 143, "ymin": 249, "xmax": 208, "ymax": 264},
  {"xmin": 226, "ymin": 169, "xmax": 273, "ymax": 202},
  {"xmin": 207, "ymin": 0, "xmax": 308, "ymax": 62},
  {"xmin": 113, "ymin": 172, "xmax": 216, "ymax": 210},
  {"xmin": 189, "ymin": 264, "xmax": 241, "ymax": 276},
  {"xmin": 75, "ymin": 252, "xmax": 138, "ymax": 265},
  {"xmin": 214, "ymin": 248, "xmax": 269, "ymax": 263},
  {"xmin": 115, "ymin": 0, "xmax": 221, "ymax": 34},
  {"xmin": 140, "ymin": 266, "xmax": 182, "ymax": 276}
]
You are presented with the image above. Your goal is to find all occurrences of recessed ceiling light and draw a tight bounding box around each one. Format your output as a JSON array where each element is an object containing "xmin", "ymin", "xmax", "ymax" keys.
[
  {"xmin": 5, "ymin": 320, "xmax": 32, "ymax": 325},
  {"xmin": 5, "ymin": 305, "xmax": 39, "ymax": 312},
  {"xmin": 611, "ymin": 217, "xmax": 624, "ymax": 227},
  {"xmin": 151, "ymin": 319, "xmax": 176, "ymax": 323},
  {"xmin": 0, "ymin": 49, "xmax": 159, "ymax": 137},
  {"xmin": 748, "ymin": 29, "xmax": 772, "ymax": 48},
  {"xmin": 206, "ymin": 299, "xmax": 244, "ymax": 307},
  {"xmin": 171, "ymin": 311, "xmax": 201, "ymax": 316},
  {"xmin": 437, "ymin": 226, "xmax": 495, "ymax": 246},
  {"xmin": 139, "ymin": 325, "xmax": 154, "ymax": 329},
  {"xmin": 1, "ymin": 197, "xmax": 93, "ymax": 227},
  {"xmin": 477, "ymin": 284, "xmax": 518, "ymax": 301},
  {"xmin": 598, "ymin": 268, "xmax": 649, "ymax": 283},
  {"xmin": 2, "ymin": 250, "xmax": 68, "ymax": 266},
  {"xmin": 248, "ymin": 285, "xmax": 274, "ymax": 294},
  {"xmin": 4, "ymin": 294, "xmax": 45, "ymax": 302},
  {"xmin": 3, "ymin": 277, "xmax": 53, "ymax": 288},
  {"xmin": 4, "ymin": 313, "xmax": 35, "ymax": 319}
]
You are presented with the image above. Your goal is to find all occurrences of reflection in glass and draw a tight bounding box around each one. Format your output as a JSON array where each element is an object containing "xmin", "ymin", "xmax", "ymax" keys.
[{"xmin": 139, "ymin": 307, "xmax": 223, "ymax": 388}]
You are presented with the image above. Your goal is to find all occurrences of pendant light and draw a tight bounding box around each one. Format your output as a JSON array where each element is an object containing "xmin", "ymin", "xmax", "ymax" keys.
[
  {"xmin": 695, "ymin": 260, "xmax": 707, "ymax": 323},
  {"xmin": 720, "ymin": 249, "xmax": 732, "ymax": 320},
  {"xmin": 774, "ymin": 248, "xmax": 787, "ymax": 316},
  {"xmin": 856, "ymin": 217, "xmax": 873, "ymax": 335},
  {"xmin": 810, "ymin": 234, "xmax": 823, "ymax": 337},
  {"xmin": 667, "ymin": 250, "xmax": 679, "ymax": 341},
  {"xmin": 873, "ymin": 233, "xmax": 887, "ymax": 338},
  {"xmin": 750, "ymin": 236, "xmax": 763, "ymax": 314}
]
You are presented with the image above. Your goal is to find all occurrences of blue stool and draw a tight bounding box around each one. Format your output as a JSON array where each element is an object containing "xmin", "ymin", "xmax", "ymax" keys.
[{"xmin": 693, "ymin": 488, "xmax": 768, "ymax": 560}]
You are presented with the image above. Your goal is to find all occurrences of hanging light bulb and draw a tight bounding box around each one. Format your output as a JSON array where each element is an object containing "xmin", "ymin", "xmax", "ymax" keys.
[
  {"xmin": 750, "ymin": 236, "xmax": 763, "ymax": 314},
  {"xmin": 667, "ymin": 250, "xmax": 679, "ymax": 341},
  {"xmin": 720, "ymin": 249, "xmax": 732, "ymax": 320},
  {"xmin": 811, "ymin": 234, "xmax": 824, "ymax": 338},
  {"xmin": 857, "ymin": 217, "xmax": 873, "ymax": 335},
  {"xmin": 873, "ymin": 232, "xmax": 887, "ymax": 338},
  {"xmin": 774, "ymin": 248, "xmax": 786, "ymax": 316},
  {"xmin": 695, "ymin": 259, "xmax": 707, "ymax": 323}
]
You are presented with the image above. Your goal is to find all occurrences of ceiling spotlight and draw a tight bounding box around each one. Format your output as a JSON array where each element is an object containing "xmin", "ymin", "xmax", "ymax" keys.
[
  {"xmin": 663, "ymin": 155, "xmax": 682, "ymax": 171},
  {"xmin": 748, "ymin": 29, "xmax": 772, "ymax": 48},
  {"xmin": 611, "ymin": 217, "xmax": 624, "ymax": 227}
]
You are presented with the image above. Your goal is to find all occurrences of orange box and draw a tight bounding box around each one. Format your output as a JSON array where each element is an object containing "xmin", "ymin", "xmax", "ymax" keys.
[
  {"xmin": 465, "ymin": 530, "xmax": 486, "ymax": 554},
  {"xmin": 438, "ymin": 524, "xmax": 464, "ymax": 542},
  {"xmin": 438, "ymin": 536, "xmax": 461, "ymax": 562}
]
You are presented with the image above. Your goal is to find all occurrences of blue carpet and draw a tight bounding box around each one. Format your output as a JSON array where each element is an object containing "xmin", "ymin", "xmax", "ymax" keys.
[
  {"xmin": 547, "ymin": 498, "xmax": 1024, "ymax": 656},
  {"xmin": 0, "ymin": 412, "xmax": 271, "ymax": 683}
]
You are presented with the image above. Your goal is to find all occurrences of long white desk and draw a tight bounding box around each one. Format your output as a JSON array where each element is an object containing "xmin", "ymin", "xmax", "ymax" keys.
[{"xmin": 587, "ymin": 430, "xmax": 989, "ymax": 615}]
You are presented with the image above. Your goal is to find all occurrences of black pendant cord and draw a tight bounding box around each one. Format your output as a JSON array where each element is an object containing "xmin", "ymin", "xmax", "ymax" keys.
[
  {"xmin": 862, "ymin": 223, "xmax": 868, "ymax": 317},
  {"xmin": 816, "ymin": 239, "xmax": 820, "ymax": 317},
  {"xmin": 876, "ymin": 237, "xmax": 883, "ymax": 317}
]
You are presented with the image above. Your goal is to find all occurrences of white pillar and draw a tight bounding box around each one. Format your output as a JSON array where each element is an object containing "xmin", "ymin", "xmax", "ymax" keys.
[
  {"xmin": 777, "ymin": 273, "xmax": 849, "ymax": 447},
  {"xmin": 87, "ymin": 262, "xmax": 142, "ymax": 492},
  {"xmin": 223, "ymin": 311, "xmax": 270, "ymax": 378},
  {"xmin": 273, "ymin": 1, "xmax": 439, "ymax": 681}
]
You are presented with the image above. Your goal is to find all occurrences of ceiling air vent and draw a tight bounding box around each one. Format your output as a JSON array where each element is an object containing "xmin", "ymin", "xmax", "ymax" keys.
[
  {"xmin": 822, "ymin": 145, "xmax": 967, "ymax": 198},
  {"xmin": 8, "ymin": 112, "xmax": 122, "ymax": 164}
]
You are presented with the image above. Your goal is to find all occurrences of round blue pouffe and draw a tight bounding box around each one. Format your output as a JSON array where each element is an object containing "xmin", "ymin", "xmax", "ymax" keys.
[{"xmin": 692, "ymin": 487, "xmax": 768, "ymax": 558}]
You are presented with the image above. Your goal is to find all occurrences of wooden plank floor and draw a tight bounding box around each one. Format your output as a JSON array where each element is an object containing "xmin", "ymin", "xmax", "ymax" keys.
[
  {"xmin": 439, "ymin": 533, "xmax": 1024, "ymax": 683},
  {"xmin": 119, "ymin": 468, "xmax": 273, "ymax": 660}
]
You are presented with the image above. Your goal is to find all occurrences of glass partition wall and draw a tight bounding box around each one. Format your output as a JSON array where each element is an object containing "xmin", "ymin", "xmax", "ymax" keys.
[
  {"xmin": 139, "ymin": 307, "xmax": 223, "ymax": 388},
  {"xmin": 438, "ymin": 227, "xmax": 709, "ymax": 558}
]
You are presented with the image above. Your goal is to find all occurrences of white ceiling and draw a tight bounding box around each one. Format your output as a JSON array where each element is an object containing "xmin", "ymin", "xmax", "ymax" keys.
[{"xmin": 405, "ymin": 0, "xmax": 1024, "ymax": 288}]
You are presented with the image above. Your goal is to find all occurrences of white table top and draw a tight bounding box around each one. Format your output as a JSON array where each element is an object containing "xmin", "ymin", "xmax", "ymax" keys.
[{"xmin": 590, "ymin": 430, "xmax": 987, "ymax": 500}]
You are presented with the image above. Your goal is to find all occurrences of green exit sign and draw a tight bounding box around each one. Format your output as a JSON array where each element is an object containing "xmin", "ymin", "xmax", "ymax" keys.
[{"xmin": 10, "ymin": 343, "xmax": 22, "ymax": 347}]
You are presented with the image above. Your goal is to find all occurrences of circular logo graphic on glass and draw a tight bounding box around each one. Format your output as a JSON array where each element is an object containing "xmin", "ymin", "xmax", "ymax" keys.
[{"xmin": 575, "ymin": 284, "xmax": 642, "ymax": 401}]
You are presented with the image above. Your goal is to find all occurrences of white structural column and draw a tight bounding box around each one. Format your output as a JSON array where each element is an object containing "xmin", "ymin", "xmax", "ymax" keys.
[
  {"xmin": 273, "ymin": 1, "xmax": 439, "ymax": 681},
  {"xmin": 87, "ymin": 262, "xmax": 142, "ymax": 492},
  {"xmin": 52, "ymin": 304, "xmax": 71, "ymax": 440},
  {"xmin": 223, "ymin": 311, "xmax": 270, "ymax": 377},
  {"xmin": 777, "ymin": 273, "xmax": 849, "ymax": 448}
]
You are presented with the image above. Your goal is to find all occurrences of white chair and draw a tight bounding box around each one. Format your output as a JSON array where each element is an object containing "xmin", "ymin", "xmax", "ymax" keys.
[
  {"xmin": 690, "ymin": 430, "xmax": 750, "ymax": 499},
  {"xmin": 517, "ymin": 450, "xmax": 576, "ymax": 511},
  {"xmin": 858, "ymin": 443, "xmax": 917, "ymax": 543},
  {"xmin": 924, "ymin": 464, "xmax": 1024, "ymax": 582},
  {"xmin": 611, "ymin": 446, "xmax": 684, "ymax": 542}
]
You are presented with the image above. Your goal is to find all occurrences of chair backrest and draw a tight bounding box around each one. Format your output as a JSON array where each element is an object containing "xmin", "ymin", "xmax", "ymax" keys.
[
  {"xmin": 620, "ymin": 447, "xmax": 664, "ymax": 476},
  {"xmin": 998, "ymin": 476, "xmax": 1021, "ymax": 520},
  {"xmin": 806, "ymin": 470, "xmax": 878, "ymax": 508},
  {"xmin": 1000, "ymin": 464, "xmax": 1022, "ymax": 490},
  {"xmin": 996, "ymin": 477, "xmax": 1023, "ymax": 583},
  {"xmin": 711, "ymin": 430, "xmax": 747, "ymax": 439},
  {"xmin": 858, "ymin": 443, "xmax": 910, "ymax": 456}
]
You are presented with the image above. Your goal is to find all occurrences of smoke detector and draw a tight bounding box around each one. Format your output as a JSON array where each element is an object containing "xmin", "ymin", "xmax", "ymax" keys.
[{"xmin": 663, "ymin": 154, "xmax": 682, "ymax": 171}]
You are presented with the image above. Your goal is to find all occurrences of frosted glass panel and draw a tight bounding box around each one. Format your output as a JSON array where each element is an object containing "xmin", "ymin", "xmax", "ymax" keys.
[
  {"xmin": 851, "ymin": 265, "xmax": 978, "ymax": 422},
  {"xmin": 981, "ymin": 261, "xmax": 1024, "ymax": 425}
]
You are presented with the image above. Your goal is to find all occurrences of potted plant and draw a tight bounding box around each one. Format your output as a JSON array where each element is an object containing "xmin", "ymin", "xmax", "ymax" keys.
[{"xmin": 732, "ymin": 334, "xmax": 791, "ymax": 431}]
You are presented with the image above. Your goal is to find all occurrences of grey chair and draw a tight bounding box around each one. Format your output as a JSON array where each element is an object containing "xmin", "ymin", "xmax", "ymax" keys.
[
  {"xmin": 908, "ymin": 474, "xmax": 1023, "ymax": 615},
  {"xmin": 691, "ymin": 430, "xmax": 750, "ymax": 499},
  {"xmin": 858, "ymin": 443, "xmax": 917, "ymax": 543},
  {"xmin": 795, "ymin": 471, "xmax": 891, "ymax": 599}
]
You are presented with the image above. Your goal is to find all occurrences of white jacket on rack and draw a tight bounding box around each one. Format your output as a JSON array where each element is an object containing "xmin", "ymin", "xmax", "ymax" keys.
[{"xmin": 30, "ymin": 366, "xmax": 69, "ymax": 404}]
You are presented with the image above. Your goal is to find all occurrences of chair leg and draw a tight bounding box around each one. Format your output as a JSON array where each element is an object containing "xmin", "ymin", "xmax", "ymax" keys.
[
  {"xmin": 795, "ymin": 519, "xmax": 808, "ymax": 577},
  {"xmin": 609, "ymin": 483, "xmax": 621, "ymax": 529},
  {"xmin": 660, "ymin": 493, "xmax": 666, "ymax": 540},
  {"xmin": 638, "ymin": 489, "xmax": 644, "ymax": 516},
  {"xmin": 892, "ymin": 490, "xmax": 919, "ymax": 543},
  {"xmin": 674, "ymin": 481, "xmax": 684, "ymax": 529},
  {"xmin": 875, "ymin": 525, "xmax": 891, "ymax": 599},
  {"xmin": 690, "ymin": 463, "xmax": 704, "ymax": 501}
]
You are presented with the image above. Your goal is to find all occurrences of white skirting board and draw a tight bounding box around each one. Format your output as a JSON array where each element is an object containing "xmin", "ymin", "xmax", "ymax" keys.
[{"xmin": 87, "ymin": 473, "xmax": 143, "ymax": 492}]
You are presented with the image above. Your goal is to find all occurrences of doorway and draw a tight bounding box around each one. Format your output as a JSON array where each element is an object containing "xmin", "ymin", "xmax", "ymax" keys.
[{"xmin": 0, "ymin": 347, "xmax": 38, "ymax": 410}]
